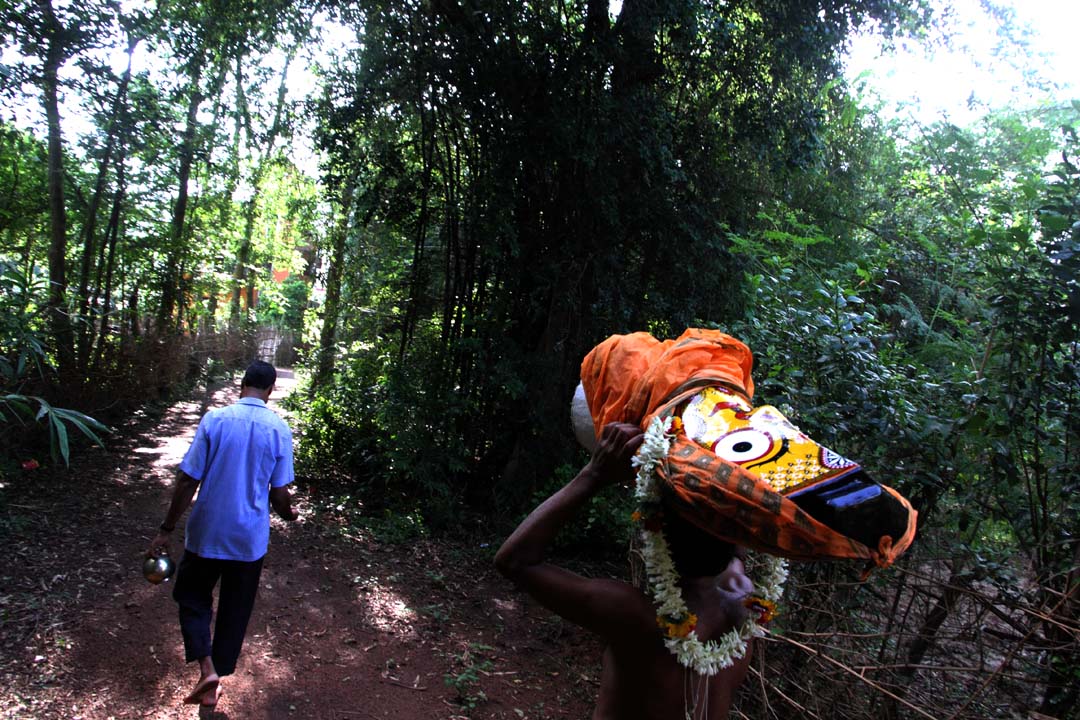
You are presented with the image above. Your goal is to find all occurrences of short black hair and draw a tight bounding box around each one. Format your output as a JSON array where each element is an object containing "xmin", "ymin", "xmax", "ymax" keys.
[
  {"xmin": 664, "ymin": 511, "xmax": 737, "ymax": 579},
  {"xmin": 242, "ymin": 360, "xmax": 276, "ymax": 390}
]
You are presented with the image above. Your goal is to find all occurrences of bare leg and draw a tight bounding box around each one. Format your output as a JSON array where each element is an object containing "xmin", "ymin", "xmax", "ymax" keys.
[{"xmin": 183, "ymin": 656, "xmax": 219, "ymax": 704}]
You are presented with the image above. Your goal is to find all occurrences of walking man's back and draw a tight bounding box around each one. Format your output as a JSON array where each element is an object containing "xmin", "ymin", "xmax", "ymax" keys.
[
  {"xmin": 146, "ymin": 360, "xmax": 299, "ymax": 714},
  {"xmin": 182, "ymin": 395, "xmax": 294, "ymax": 560}
]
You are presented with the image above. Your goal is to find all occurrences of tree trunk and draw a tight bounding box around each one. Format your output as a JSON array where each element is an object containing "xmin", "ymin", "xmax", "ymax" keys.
[
  {"xmin": 399, "ymin": 104, "xmax": 435, "ymax": 358},
  {"xmin": 39, "ymin": 0, "xmax": 74, "ymax": 377},
  {"xmin": 311, "ymin": 178, "xmax": 355, "ymax": 392},
  {"xmin": 92, "ymin": 169, "xmax": 124, "ymax": 373},
  {"xmin": 611, "ymin": 0, "xmax": 662, "ymax": 97},
  {"xmin": 229, "ymin": 55, "xmax": 251, "ymax": 325},
  {"xmin": 583, "ymin": 0, "xmax": 610, "ymax": 42},
  {"xmin": 76, "ymin": 35, "xmax": 138, "ymax": 373},
  {"xmin": 230, "ymin": 47, "xmax": 295, "ymax": 326},
  {"xmin": 157, "ymin": 58, "xmax": 210, "ymax": 333},
  {"xmin": 128, "ymin": 285, "xmax": 140, "ymax": 337}
]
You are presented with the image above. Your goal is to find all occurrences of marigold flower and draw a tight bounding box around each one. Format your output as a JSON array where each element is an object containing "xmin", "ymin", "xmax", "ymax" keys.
[
  {"xmin": 745, "ymin": 596, "xmax": 777, "ymax": 624},
  {"xmin": 658, "ymin": 613, "xmax": 698, "ymax": 639}
]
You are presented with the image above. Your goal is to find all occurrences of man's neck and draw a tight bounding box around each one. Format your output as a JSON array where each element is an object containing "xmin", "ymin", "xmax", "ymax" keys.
[
  {"xmin": 240, "ymin": 387, "xmax": 271, "ymax": 402},
  {"xmin": 680, "ymin": 575, "xmax": 719, "ymax": 602}
]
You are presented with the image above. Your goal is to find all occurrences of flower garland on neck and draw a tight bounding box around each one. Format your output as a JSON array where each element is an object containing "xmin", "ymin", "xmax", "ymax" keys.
[{"xmin": 630, "ymin": 415, "xmax": 789, "ymax": 676}]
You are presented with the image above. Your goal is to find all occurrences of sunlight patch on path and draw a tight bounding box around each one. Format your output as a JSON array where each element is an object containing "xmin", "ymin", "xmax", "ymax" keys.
[
  {"xmin": 131, "ymin": 384, "xmax": 236, "ymax": 477},
  {"xmin": 128, "ymin": 370, "xmax": 300, "ymax": 481},
  {"xmin": 354, "ymin": 581, "xmax": 420, "ymax": 636}
]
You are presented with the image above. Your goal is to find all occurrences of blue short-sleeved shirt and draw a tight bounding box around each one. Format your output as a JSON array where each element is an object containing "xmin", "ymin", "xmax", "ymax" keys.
[{"xmin": 178, "ymin": 396, "xmax": 294, "ymax": 561}]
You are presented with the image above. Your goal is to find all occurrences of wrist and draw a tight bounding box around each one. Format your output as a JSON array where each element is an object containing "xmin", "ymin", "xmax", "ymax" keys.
[
  {"xmin": 159, "ymin": 523, "xmax": 175, "ymax": 533},
  {"xmin": 575, "ymin": 463, "xmax": 606, "ymax": 491}
]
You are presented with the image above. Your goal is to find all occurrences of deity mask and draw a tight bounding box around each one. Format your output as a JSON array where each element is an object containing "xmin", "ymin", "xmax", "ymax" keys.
[
  {"xmin": 681, "ymin": 386, "xmax": 910, "ymax": 551},
  {"xmin": 681, "ymin": 386, "xmax": 855, "ymax": 493},
  {"xmin": 575, "ymin": 328, "xmax": 917, "ymax": 565}
]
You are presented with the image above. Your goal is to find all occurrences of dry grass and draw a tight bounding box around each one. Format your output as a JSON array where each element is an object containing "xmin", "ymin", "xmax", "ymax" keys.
[{"xmin": 734, "ymin": 543, "xmax": 1079, "ymax": 720}]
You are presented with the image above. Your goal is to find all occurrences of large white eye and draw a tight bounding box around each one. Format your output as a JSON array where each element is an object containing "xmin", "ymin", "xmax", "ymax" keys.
[{"xmin": 713, "ymin": 428, "xmax": 775, "ymax": 464}]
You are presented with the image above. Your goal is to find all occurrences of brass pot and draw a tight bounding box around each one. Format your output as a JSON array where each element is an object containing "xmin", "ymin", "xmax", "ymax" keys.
[{"xmin": 143, "ymin": 554, "xmax": 176, "ymax": 584}]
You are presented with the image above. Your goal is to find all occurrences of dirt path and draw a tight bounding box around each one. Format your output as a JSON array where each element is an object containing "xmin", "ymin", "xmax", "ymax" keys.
[{"xmin": 0, "ymin": 373, "xmax": 600, "ymax": 719}]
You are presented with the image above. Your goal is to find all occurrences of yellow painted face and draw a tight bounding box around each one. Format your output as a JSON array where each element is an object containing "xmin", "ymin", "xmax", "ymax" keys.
[{"xmin": 680, "ymin": 386, "xmax": 857, "ymax": 493}]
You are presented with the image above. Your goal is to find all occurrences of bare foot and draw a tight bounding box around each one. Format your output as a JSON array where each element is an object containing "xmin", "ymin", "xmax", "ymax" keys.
[
  {"xmin": 183, "ymin": 673, "xmax": 219, "ymax": 705},
  {"xmin": 197, "ymin": 685, "xmax": 222, "ymax": 719},
  {"xmin": 200, "ymin": 685, "xmax": 222, "ymax": 707}
]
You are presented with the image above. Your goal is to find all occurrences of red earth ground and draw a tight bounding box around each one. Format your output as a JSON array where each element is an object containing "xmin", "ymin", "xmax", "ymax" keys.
[{"xmin": 0, "ymin": 372, "xmax": 604, "ymax": 720}]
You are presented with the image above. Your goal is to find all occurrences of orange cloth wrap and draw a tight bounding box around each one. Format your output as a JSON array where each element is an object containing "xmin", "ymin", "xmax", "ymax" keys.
[
  {"xmin": 579, "ymin": 330, "xmax": 917, "ymax": 567},
  {"xmin": 580, "ymin": 329, "xmax": 755, "ymax": 431}
]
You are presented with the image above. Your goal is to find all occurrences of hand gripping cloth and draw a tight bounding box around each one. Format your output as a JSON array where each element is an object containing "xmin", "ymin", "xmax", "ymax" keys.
[{"xmin": 579, "ymin": 329, "xmax": 917, "ymax": 568}]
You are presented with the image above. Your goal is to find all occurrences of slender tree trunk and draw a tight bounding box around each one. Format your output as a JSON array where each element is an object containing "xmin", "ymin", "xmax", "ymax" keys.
[
  {"xmin": 229, "ymin": 55, "xmax": 250, "ymax": 325},
  {"xmin": 233, "ymin": 172, "xmax": 257, "ymax": 325},
  {"xmin": 38, "ymin": 0, "xmax": 74, "ymax": 377},
  {"xmin": 400, "ymin": 103, "xmax": 435, "ymax": 358},
  {"xmin": 176, "ymin": 257, "xmax": 189, "ymax": 331},
  {"xmin": 92, "ymin": 169, "xmax": 124, "ymax": 373},
  {"xmin": 205, "ymin": 292, "xmax": 218, "ymax": 334},
  {"xmin": 230, "ymin": 46, "xmax": 297, "ymax": 326},
  {"xmin": 158, "ymin": 58, "xmax": 211, "ymax": 332},
  {"xmin": 76, "ymin": 35, "xmax": 138, "ymax": 373},
  {"xmin": 128, "ymin": 286, "xmax": 140, "ymax": 337},
  {"xmin": 584, "ymin": 0, "xmax": 610, "ymax": 42},
  {"xmin": 312, "ymin": 178, "xmax": 355, "ymax": 392},
  {"xmin": 87, "ymin": 196, "xmax": 114, "ymax": 358}
]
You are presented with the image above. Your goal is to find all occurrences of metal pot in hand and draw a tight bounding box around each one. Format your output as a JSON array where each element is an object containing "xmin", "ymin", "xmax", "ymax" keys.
[{"xmin": 143, "ymin": 553, "xmax": 176, "ymax": 584}]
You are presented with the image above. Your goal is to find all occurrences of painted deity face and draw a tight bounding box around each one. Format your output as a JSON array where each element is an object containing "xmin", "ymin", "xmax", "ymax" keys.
[{"xmin": 680, "ymin": 386, "xmax": 857, "ymax": 494}]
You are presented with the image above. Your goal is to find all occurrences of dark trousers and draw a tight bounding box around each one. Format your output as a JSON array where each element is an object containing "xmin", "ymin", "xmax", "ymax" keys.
[{"xmin": 172, "ymin": 550, "xmax": 264, "ymax": 676}]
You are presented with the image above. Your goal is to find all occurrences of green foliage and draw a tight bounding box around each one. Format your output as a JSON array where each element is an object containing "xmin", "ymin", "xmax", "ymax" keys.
[
  {"xmin": 305, "ymin": 0, "xmax": 931, "ymax": 525},
  {"xmin": 0, "ymin": 260, "xmax": 109, "ymax": 465},
  {"xmin": 256, "ymin": 275, "xmax": 310, "ymax": 334},
  {"xmin": 1, "ymin": 395, "xmax": 109, "ymax": 466},
  {"xmin": 0, "ymin": 124, "xmax": 48, "ymax": 246},
  {"xmin": 363, "ymin": 509, "xmax": 428, "ymax": 545},
  {"xmin": 0, "ymin": 0, "xmax": 1074, "ymax": 713},
  {"xmin": 444, "ymin": 642, "xmax": 494, "ymax": 711},
  {"xmin": 290, "ymin": 331, "xmax": 479, "ymax": 526},
  {"xmin": 0, "ymin": 259, "xmax": 48, "ymax": 382}
]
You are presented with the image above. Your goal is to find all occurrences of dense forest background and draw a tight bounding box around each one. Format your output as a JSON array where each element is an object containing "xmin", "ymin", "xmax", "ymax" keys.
[{"xmin": 1, "ymin": 0, "xmax": 1077, "ymax": 718}]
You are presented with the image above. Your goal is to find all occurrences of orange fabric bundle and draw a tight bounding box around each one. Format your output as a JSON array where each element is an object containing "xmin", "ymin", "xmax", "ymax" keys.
[
  {"xmin": 580, "ymin": 329, "xmax": 755, "ymax": 429},
  {"xmin": 579, "ymin": 329, "xmax": 917, "ymax": 568}
]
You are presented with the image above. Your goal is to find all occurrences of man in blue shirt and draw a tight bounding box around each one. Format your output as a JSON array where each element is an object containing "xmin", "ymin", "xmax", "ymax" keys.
[{"xmin": 146, "ymin": 360, "xmax": 298, "ymax": 713}]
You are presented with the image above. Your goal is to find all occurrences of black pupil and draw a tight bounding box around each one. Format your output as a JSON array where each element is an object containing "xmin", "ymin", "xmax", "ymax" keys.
[{"xmin": 733, "ymin": 441, "xmax": 753, "ymax": 453}]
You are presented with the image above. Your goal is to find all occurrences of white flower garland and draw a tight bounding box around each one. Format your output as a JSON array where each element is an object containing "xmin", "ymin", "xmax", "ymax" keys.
[{"xmin": 631, "ymin": 415, "xmax": 789, "ymax": 676}]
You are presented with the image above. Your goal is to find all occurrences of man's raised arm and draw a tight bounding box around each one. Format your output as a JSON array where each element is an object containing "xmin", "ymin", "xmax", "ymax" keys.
[{"xmin": 494, "ymin": 422, "xmax": 653, "ymax": 639}]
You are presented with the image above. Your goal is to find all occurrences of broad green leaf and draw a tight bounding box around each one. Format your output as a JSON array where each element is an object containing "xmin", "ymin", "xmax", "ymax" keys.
[{"xmin": 48, "ymin": 410, "xmax": 71, "ymax": 466}]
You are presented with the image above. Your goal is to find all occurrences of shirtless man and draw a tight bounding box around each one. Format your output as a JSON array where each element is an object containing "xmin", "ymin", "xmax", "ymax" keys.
[{"xmin": 495, "ymin": 422, "xmax": 754, "ymax": 719}]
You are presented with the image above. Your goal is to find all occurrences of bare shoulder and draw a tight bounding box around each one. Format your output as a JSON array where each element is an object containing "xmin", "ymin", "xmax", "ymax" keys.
[{"xmin": 586, "ymin": 577, "xmax": 659, "ymax": 640}]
